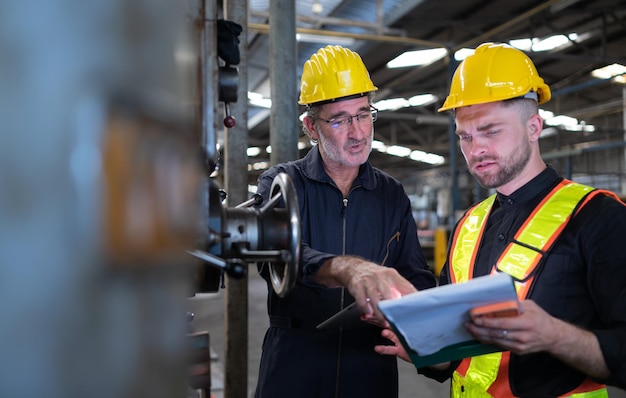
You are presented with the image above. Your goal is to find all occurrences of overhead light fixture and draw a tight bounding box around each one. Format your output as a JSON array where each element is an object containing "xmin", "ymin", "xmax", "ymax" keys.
[
  {"xmin": 408, "ymin": 94, "xmax": 437, "ymax": 107},
  {"xmin": 296, "ymin": 33, "xmax": 355, "ymax": 46},
  {"xmin": 450, "ymin": 34, "xmax": 591, "ymax": 63},
  {"xmin": 591, "ymin": 63, "xmax": 626, "ymax": 84},
  {"xmin": 540, "ymin": 109, "xmax": 596, "ymax": 132},
  {"xmin": 545, "ymin": 114, "xmax": 578, "ymax": 127},
  {"xmin": 372, "ymin": 140, "xmax": 387, "ymax": 151},
  {"xmin": 386, "ymin": 145, "xmax": 412, "ymax": 157},
  {"xmin": 247, "ymin": 147, "xmax": 262, "ymax": 157},
  {"xmin": 551, "ymin": 0, "xmax": 582, "ymax": 13},
  {"xmin": 248, "ymin": 92, "xmax": 272, "ymax": 108},
  {"xmin": 386, "ymin": 48, "xmax": 447, "ymax": 68},
  {"xmin": 410, "ymin": 150, "xmax": 445, "ymax": 165},
  {"xmin": 374, "ymin": 94, "xmax": 437, "ymax": 111},
  {"xmin": 454, "ymin": 48, "xmax": 474, "ymax": 61},
  {"xmin": 248, "ymin": 161, "xmax": 269, "ymax": 171},
  {"xmin": 374, "ymin": 98, "xmax": 409, "ymax": 111},
  {"xmin": 372, "ymin": 140, "xmax": 444, "ymax": 165},
  {"xmin": 509, "ymin": 34, "xmax": 580, "ymax": 52},
  {"xmin": 534, "ymin": 34, "xmax": 577, "ymax": 51},
  {"xmin": 312, "ymin": 1, "xmax": 323, "ymax": 14},
  {"xmin": 566, "ymin": 123, "xmax": 595, "ymax": 133}
]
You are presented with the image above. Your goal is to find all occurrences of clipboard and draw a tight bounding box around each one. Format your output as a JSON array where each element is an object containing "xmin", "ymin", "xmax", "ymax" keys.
[
  {"xmin": 316, "ymin": 302, "xmax": 364, "ymax": 330},
  {"xmin": 378, "ymin": 273, "xmax": 518, "ymax": 369},
  {"xmin": 388, "ymin": 321, "xmax": 503, "ymax": 368}
]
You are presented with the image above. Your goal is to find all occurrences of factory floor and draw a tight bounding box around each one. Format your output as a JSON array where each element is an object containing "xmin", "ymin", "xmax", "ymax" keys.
[{"xmin": 188, "ymin": 270, "xmax": 626, "ymax": 398}]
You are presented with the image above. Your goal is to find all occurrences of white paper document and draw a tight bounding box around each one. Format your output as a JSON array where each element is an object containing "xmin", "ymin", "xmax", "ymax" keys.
[{"xmin": 378, "ymin": 272, "xmax": 518, "ymax": 356}]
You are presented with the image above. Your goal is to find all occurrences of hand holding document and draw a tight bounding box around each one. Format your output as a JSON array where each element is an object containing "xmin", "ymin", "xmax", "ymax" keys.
[{"xmin": 378, "ymin": 272, "xmax": 519, "ymax": 367}]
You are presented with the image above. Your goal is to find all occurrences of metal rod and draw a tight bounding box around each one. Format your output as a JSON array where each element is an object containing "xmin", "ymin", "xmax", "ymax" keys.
[
  {"xmin": 201, "ymin": 0, "xmax": 218, "ymax": 165},
  {"xmin": 249, "ymin": 11, "xmax": 404, "ymax": 35},
  {"xmin": 248, "ymin": 22, "xmax": 443, "ymax": 48},
  {"xmin": 269, "ymin": 0, "xmax": 298, "ymax": 166},
  {"xmin": 455, "ymin": 0, "xmax": 563, "ymax": 51},
  {"xmin": 223, "ymin": 0, "xmax": 250, "ymax": 396},
  {"xmin": 234, "ymin": 193, "xmax": 263, "ymax": 208}
]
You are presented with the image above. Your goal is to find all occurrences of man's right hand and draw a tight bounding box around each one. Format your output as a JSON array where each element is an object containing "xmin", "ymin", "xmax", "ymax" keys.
[{"xmin": 310, "ymin": 255, "xmax": 417, "ymax": 322}]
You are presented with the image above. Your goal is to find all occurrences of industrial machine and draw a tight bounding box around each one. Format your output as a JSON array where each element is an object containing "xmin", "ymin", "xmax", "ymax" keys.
[{"xmin": 188, "ymin": 8, "xmax": 300, "ymax": 298}]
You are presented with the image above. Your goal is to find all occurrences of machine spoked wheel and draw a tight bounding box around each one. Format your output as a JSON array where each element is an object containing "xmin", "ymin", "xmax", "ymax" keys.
[{"xmin": 260, "ymin": 173, "xmax": 301, "ymax": 297}]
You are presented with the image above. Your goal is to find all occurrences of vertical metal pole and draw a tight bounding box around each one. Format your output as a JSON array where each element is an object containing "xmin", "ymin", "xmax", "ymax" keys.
[
  {"xmin": 565, "ymin": 156, "xmax": 573, "ymax": 180},
  {"xmin": 201, "ymin": 0, "xmax": 218, "ymax": 165},
  {"xmin": 447, "ymin": 54, "xmax": 460, "ymax": 223},
  {"xmin": 376, "ymin": 0, "xmax": 383, "ymax": 35},
  {"xmin": 269, "ymin": 0, "xmax": 298, "ymax": 165},
  {"xmin": 223, "ymin": 0, "xmax": 249, "ymax": 397}
]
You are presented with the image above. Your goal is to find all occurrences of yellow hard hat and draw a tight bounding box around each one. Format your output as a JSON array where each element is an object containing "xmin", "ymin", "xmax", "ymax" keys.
[
  {"xmin": 438, "ymin": 43, "xmax": 551, "ymax": 112},
  {"xmin": 299, "ymin": 45, "xmax": 378, "ymax": 106}
]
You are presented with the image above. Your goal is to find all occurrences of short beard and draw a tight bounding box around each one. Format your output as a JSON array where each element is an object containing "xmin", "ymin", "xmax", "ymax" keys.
[
  {"xmin": 316, "ymin": 125, "xmax": 373, "ymax": 167},
  {"xmin": 472, "ymin": 139, "xmax": 531, "ymax": 189}
]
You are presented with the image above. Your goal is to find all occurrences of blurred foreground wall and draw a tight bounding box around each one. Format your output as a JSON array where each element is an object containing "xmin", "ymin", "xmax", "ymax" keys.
[{"xmin": 0, "ymin": 1, "xmax": 203, "ymax": 397}]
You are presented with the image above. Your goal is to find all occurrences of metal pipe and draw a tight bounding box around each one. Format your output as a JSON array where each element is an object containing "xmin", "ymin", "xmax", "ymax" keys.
[
  {"xmin": 248, "ymin": 22, "xmax": 443, "ymax": 48},
  {"xmin": 551, "ymin": 77, "xmax": 617, "ymax": 98},
  {"xmin": 376, "ymin": 0, "xmax": 383, "ymax": 36},
  {"xmin": 542, "ymin": 139, "xmax": 626, "ymax": 160},
  {"xmin": 415, "ymin": 115, "xmax": 451, "ymax": 125},
  {"xmin": 269, "ymin": 0, "xmax": 298, "ymax": 165},
  {"xmin": 455, "ymin": 0, "xmax": 563, "ymax": 51},
  {"xmin": 447, "ymin": 55, "xmax": 461, "ymax": 222},
  {"xmin": 201, "ymin": 0, "xmax": 218, "ymax": 165},
  {"xmin": 249, "ymin": 11, "xmax": 404, "ymax": 35}
]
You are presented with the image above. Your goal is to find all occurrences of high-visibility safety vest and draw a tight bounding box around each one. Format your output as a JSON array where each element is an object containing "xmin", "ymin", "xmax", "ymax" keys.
[{"xmin": 449, "ymin": 179, "xmax": 614, "ymax": 398}]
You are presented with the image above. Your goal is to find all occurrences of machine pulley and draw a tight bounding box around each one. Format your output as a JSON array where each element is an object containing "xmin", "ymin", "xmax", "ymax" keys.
[{"xmin": 190, "ymin": 173, "xmax": 300, "ymax": 297}]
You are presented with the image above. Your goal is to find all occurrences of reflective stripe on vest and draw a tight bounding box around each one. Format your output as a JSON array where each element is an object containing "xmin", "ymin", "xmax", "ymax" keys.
[{"xmin": 449, "ymin": 180, "xmax": 608, "ymax": 397}]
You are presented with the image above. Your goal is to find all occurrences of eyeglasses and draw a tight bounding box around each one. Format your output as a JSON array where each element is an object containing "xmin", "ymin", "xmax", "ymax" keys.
[{"xmin": 316, "ymin": 106, "xmax": 378, "ymax": 130}]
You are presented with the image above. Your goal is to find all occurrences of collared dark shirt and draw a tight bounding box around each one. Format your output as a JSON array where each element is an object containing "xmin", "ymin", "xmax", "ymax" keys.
[
  {"xmin": 427, "ymin": 166, "xmax": 626, "ymax": 395},
  {"xmin": 254, "ymin": 145, "xmax": 436, "ymax": 398}
]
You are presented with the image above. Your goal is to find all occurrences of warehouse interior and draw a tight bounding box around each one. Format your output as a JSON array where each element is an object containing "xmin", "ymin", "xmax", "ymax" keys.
[
  {"xmin": 1, "ymin": 0, "xmax": 625, "ymax": 397},
  {"xmin": 242, "ymin": 0, "xmax": 626, "ymax": 225}
]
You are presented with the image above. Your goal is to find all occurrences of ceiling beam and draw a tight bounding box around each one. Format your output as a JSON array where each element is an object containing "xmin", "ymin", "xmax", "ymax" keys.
[{"xmin": 248, "ymin": 23, "xmax": 443, "ymax": 48}]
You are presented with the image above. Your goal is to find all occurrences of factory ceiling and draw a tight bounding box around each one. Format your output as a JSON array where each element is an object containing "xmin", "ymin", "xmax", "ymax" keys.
[{"xmin": 236, "ymin": 0, "xmax": 626, "ymax": 187}]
